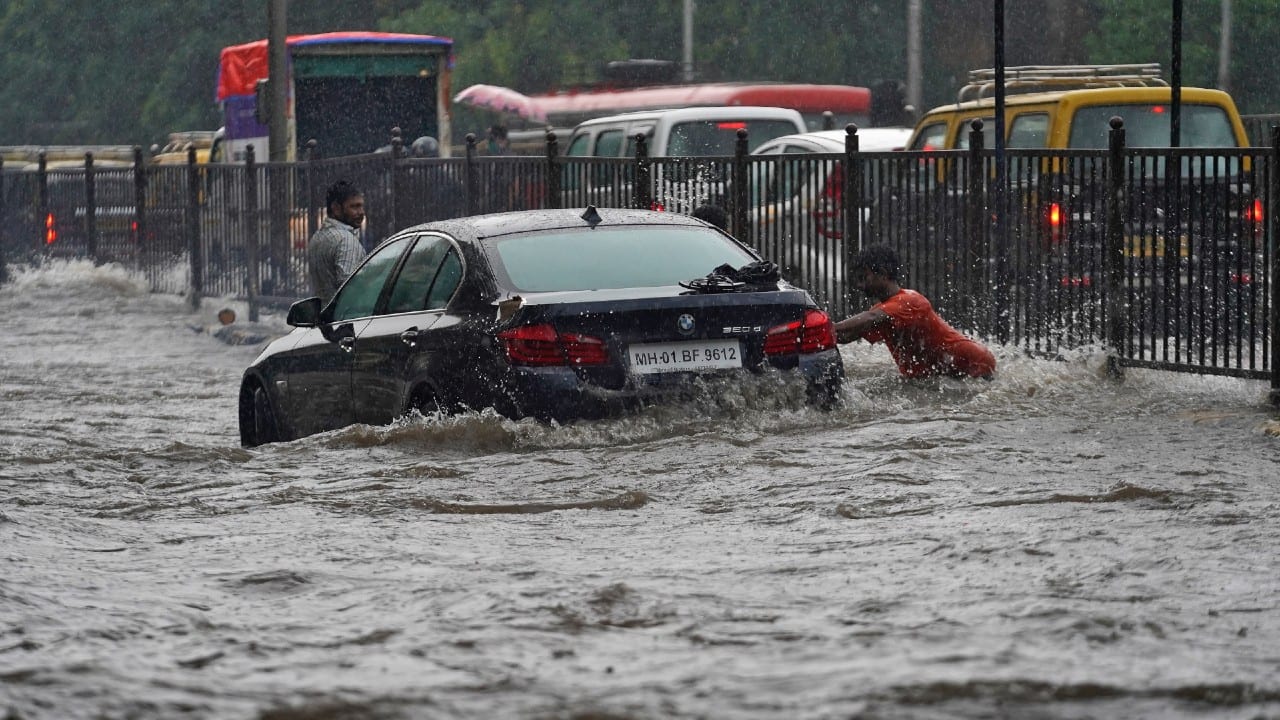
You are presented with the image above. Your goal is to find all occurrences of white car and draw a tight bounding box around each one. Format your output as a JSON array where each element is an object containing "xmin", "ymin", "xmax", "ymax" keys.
[
  {"xmin": 562, "ymin": 106, "xmax": 808, "ymax": 213},
  {"xmin": 747, "ymin": 127, "xmax": 912, "ymax": 305}
]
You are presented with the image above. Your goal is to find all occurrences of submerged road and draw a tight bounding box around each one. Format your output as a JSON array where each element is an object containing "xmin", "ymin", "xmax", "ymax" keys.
[{"xmin": 2, "ymin": 260, "xmax": 1279, "ymax": 719}]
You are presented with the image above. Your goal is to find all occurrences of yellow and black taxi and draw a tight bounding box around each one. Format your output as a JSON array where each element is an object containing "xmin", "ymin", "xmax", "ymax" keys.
[{"xmin": 883, "ymin": 64, "xmax": 1261, "ymax": 335}]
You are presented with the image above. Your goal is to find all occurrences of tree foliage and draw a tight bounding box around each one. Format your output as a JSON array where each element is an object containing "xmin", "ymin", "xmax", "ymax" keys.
[{"xmin": 1, "ymin": 0, "xmax": 1277, "ymax": 148}]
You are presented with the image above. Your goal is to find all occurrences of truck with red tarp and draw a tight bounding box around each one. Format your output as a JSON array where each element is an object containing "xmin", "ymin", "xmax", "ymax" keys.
[{"xmin": 215, "ymin": 31, "xmax": 455, "ymax": 161}]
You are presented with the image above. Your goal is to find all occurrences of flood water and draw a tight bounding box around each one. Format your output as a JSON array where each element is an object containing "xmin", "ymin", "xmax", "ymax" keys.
[{"xmin": 2, "ymin": 260, "xmax": 1279, "ymax": 720}]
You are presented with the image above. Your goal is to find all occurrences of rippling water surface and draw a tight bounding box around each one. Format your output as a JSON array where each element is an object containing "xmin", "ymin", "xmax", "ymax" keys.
[{"xmin": 2, "ymin": 260, "xmax": 1279, "ymax": 719}]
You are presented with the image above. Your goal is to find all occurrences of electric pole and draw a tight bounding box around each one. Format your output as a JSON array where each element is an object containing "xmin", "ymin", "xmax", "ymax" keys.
[
  {"xmin": 267, "ymin": 0, "xmax": 289, "ymax": 161},
  {"xmin": 907, "ymin": 0, "xmax": 922, "ymax": 117},
  {"xmin": 682, "ymin": 0, "xmax": 695, "ymax": 83}
]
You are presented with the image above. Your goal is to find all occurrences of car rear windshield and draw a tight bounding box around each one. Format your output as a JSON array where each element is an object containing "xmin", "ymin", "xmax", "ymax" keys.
[
  {"xmin": 47, "ymin": 173, "xmax": 136, "ymax": 206},
  {"xmin": 489, "ymin": 225, "xmax": 758, "ymax": 292},
  {"xmin": 1068, "ymin": 104, "xmax": 1239, "ymax": 149},
  {"xmin": 667, "ymin": 120, "xmax": 800, "ymax": 156}
]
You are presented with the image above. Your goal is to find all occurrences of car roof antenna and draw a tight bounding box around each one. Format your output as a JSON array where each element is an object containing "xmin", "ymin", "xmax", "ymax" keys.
[{"xmin": 580, "ymin": 205, "xmax": 603, "ymax": 227}]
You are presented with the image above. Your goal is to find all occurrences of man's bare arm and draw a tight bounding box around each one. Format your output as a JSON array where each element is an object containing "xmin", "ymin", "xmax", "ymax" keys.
[{"xmin": 833, "ymin": 308, "xmax": 891, "ymax": 344}]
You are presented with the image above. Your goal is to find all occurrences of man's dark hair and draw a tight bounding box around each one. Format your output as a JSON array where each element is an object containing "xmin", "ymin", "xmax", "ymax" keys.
[
  {"xmin": 691, "ymin": 204, "xmax": 728, "ymax": 231},
  {"xmin": 854, "ymin": 244, "xmax": 900, "ymax": 281},
  {"xmin": 488, "ymin": 124, "xmax": 508, "ymax": 141},
  {"xmin": 325, "ymin": 180, "xmax": 361, "ymax": 209}
]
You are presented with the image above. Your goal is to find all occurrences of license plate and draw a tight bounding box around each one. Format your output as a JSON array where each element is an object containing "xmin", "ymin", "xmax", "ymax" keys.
[
  {"xmin": 627, "ymin": 339, "xmax": 742, "ymax": 375},
  {"xmin": 1124, "ymin": 234, "xmax": 1189, "ymax": 258}
]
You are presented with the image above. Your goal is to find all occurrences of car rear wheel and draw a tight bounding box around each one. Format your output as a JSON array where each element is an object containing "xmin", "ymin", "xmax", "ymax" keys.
[
  {"xmin": 410, "ymin": 386, "xmax": 449, "ymax": 419},
  {"xmin": 806, "ymin": 372, "xmax": 843, "ymax": 410}
]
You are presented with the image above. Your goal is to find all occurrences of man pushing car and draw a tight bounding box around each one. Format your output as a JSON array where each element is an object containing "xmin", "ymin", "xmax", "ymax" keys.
[{"xmin": 833, "ymin": 245, "xmax": 995, "ymax": 379}]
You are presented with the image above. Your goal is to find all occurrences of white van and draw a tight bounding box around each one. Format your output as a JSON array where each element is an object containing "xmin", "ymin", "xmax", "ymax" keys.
[
  {"xmin": 564, "ymin": 106, "xmax": 807, "ymax": 158},
  {"xmin": 562, "ymin": 106, "xmax": 807, "ymax": 212}
]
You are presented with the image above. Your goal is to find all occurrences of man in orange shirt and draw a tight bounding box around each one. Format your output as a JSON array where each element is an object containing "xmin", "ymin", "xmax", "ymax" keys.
[{"xmin": 833, "ymin": 245, "xmax": 995, "ymax": 379}]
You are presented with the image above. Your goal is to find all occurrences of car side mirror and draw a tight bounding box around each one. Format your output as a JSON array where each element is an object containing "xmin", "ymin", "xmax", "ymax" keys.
[{"xmin": 287, "ymin": 297, "xmax": 323, "ymax": 327}]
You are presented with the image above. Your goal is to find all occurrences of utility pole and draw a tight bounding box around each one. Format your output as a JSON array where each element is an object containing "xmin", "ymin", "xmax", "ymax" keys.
[
  {"xmin": 682, "ymin": 0, "xmax": 695, "ymax": 83},
  {"xmin": 1217, "ymin": 0, "xmax": 1232, "ymax": 93},
  {"xmin": 906, "ymin": 0, "xmax": 922, "ymax": 116},
  {"xmin": 1171, "ymin": 0, "xmax": 1182, "ymax": 148},
  {"xmin": 267, "ymin": 0, "xmax": 289, "ymax": 162}
]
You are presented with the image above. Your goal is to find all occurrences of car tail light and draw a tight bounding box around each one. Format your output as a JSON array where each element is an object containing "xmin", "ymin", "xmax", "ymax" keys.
[
  {"xmin": 45, "ymin": 213, "xmax": 57, "ymax": 245},
  {"xmin": 812, "ymin": 163, "xmax": 844, "ymax": 239},
  {"xmin": 1044, "ymin": 201, "xmax": 1064, "ymax": 244},
  {"xmin": 649, "ymin": 200, "xmax": 666, "ymax": 212},
  {"xmin": 764, "ymin": 309, "xmax": 836, "ymax": 356},
  {"xmin": 1244, "ymin": 197, "xmax": 1264, "ymax": 237},
  {"xmin": 498, "ymin": 323, "xmax": 608, "ymax": 367},
  {"xmin": 1231, "ymin": 271, "xmax": 1253, "ymax": 285},
  {"xmin": 1059, "ymin": 275, "xmax": 1092, "ymax": 288},
  {"xmin": 1244, "ymin": 198, "xmax": 1263, "ymax": 223}
]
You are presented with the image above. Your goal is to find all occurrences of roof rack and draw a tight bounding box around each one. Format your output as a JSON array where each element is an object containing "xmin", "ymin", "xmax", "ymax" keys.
[{"xmin": 958, "ymin": 63, "xmax": 1166, "ymax": 102}]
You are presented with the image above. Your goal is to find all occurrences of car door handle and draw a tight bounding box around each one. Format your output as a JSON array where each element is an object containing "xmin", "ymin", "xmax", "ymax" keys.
[
  {"xmin": 338, "ymin": 336, "xmax": 355, "ymax": 352},
  {"xmin": 400, "ymin": 327, "xmax": 420, "ymax": 347}
]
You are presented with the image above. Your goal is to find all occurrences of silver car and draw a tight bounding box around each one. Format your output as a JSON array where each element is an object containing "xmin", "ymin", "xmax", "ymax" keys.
[{"xmin": 747, "ymin": 128, "xmax": 912, "ymax": 304}]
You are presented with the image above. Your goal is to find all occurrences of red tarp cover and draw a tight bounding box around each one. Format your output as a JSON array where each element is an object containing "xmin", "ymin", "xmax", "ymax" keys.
[{"xmin": 216, "ymin": 31, "xmax": 453, "ymax": 102}]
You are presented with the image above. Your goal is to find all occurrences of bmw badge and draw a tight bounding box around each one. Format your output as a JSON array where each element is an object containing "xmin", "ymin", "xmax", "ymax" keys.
[{"xmin": 676, "ymin": 313, "xmax": 696, "ymax": 335}]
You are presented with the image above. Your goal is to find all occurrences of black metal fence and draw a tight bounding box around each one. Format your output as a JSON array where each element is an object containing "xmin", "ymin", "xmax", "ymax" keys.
[{"xmin": 1, "ymin": 126, "xmax": 1277, "ymax": 398}]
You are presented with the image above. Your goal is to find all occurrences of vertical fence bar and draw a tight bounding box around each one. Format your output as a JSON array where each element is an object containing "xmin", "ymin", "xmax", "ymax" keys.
[
  {"xmin": 1270, "ymin": 125, "xmax": 1280, "ymax": 404},
  {"xmin": 37, "ymin": 152, "xmax": 48, "ymax": 252},
  {"xmin": 545, "ymin": 131, "xmax": 562, "ymax": 210},
  {"xmin": 964, "ymin": 120, "xmax": 986, "ymax": 331},
  {"xmin": 634, "ymin": 134, "xmax": 651, "ymax": 211},
  {"xmin": 1105, "ymin": 117, "xmax": 1128, "ymax": 379},
  {"xmin": 85, "ymin": 152, "xmax": 97, "ymax": 263},
  {"xmin": 464, "ymin": 134, "xmax": 478, "ymax": 216},
  {"xmin": 844, "ymin": 125, "xmax": 861, "ymax": 307},
  {"xmin": 389, "ymin": 127, "xmax": 403, "ymax": 234},
  {"xmin": 186, "ymin": 146, "xmax": 202, "ymax": 309},
  {"xmin": 305, "ymin": 140, "xmax": 318, "ymax": 239},
  {"xmin": 732, "ymin": 128, "xmax": 749, "ymax": 238},
  {"xmin": 133, "ymin": 146, "xmax": 146, "ymax": 272},
  {"xmin": 844, "ymin": 123, "xmax": 861, "ymax": 248},
  {"xmin": 245, "ymin": 145, "xmax": 260, "ymax": 322}
]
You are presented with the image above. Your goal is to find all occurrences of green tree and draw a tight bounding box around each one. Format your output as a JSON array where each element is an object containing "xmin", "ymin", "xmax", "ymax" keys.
[{"xmin": 1084, "ymin": 0, "xmax": 1280, "ymax": 115}]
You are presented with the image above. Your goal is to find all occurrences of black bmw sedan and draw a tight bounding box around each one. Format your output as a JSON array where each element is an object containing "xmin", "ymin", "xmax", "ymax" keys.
[{"xmin": 239, "ymin": 207, "xmax": 843, "ymax": 446}]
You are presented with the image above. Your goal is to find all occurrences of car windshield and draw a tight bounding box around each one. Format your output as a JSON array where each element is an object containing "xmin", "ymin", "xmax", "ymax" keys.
[
  {"xmin": 667, "ymin": 120, "xmax": 800, "ymax": 156},
  {"xmin": 1068, "ymin": 104, "xmax": 1239, "ymax": 148},
  {"xmin": 489, "ymin": 225, "xmax": 757, "ymax": 292}
]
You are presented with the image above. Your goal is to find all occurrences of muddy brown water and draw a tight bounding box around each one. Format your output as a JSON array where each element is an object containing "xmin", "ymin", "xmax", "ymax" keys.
[{"xmin": 2, "ymin": 260, "xmax": 1278, "ymax": 719}]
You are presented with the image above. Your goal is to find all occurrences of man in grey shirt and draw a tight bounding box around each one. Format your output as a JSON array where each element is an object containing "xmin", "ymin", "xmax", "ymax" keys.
[{"xmin": 307, "ymin": 180, "xmax": 367, "ymax": 304}]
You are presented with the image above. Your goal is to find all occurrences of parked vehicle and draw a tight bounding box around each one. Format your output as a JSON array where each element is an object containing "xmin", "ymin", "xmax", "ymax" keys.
[
  {"xmin": 151, "ymin": 130, "xmax": 220, "ymax": 165},
  {"xmin": 238, "ymin": 207, "xmax": 843, "ymax": 445},
  {"xmin": 750, "ymin": 127, "xmax": 913, "ymax": 237},
  {"xmin": 562, "ymin": 106, "xmax": 806, "ymax": 212},
  {"xmin": 747, "ymin": 127, "xmax": 913, "ymax": 306},
  {"xmin": 877, "ymin": 63, "xmax": 1261, "ymax": 337},
  {"xmin": 216, "ymin": 32, "xmax": 454, "ymax": 161},
  {"xmin": 565, "ymin": 105, "xmax": 806, "ymax": 158}
]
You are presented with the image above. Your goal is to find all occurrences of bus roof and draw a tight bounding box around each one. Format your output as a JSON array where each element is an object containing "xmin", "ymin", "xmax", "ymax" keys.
[
  {"xmin": 216, "ymin": 31, "xmax": 453, "ymax": 102},
  {"xmin": 529, "ymin": 83, "xmax": 872, "ymax": 125}
]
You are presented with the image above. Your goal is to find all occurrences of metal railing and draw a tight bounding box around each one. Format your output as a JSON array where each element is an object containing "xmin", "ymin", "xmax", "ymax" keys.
[{"xmin": 1, "ymin": 125, "xmax": 1276, "ymax": 400}]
